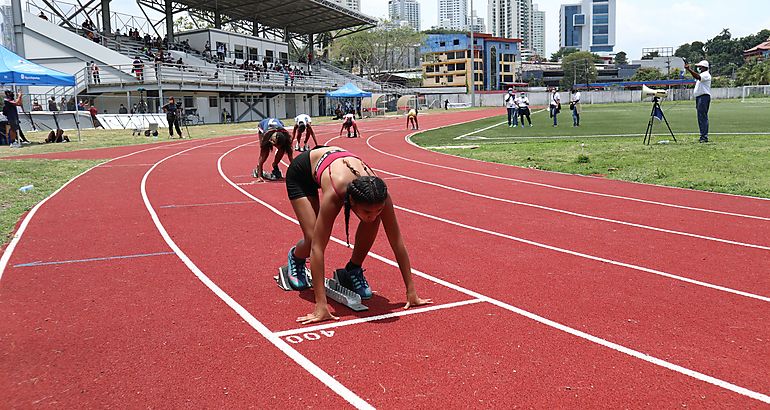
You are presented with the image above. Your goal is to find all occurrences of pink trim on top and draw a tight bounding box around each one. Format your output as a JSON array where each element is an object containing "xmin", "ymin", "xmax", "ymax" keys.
[{"xmin": 315, "ymin": 151, "xmax": 360, "ymax": 185}]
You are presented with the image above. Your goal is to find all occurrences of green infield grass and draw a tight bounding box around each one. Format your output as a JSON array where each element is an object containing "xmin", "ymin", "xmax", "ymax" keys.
[{"xmin": 412, "ymin": 99, "xmax": 770, "ymax": 198}]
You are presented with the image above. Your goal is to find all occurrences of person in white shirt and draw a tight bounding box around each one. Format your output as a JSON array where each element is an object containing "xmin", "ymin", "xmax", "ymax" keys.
[
  {"xmin": 504, "ymin": 88, "xmax": 518, "ymax": 127},
  {"xmin": 516, "ymin": 92, "xmax": 532, "ymax": 127},
  {"xmin": 292, "ymin": 114, "xmax": 317, "ymax": 151},
  {"xmin": 549, "ymin": 87, "xmax": 561, "ymax": 127},
  {"xmin": 570, "ymin": 88, "xmax": 582, "ymax": 127},
  {"xmin": 686, "ymin": 60, "xmax": 712, "ymax": 143}
]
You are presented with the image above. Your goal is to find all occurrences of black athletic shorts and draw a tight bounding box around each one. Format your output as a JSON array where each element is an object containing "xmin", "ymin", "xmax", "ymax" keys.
[{"xmin": 286, "ymin": 148, "xmax": 320, "ymax": 200}]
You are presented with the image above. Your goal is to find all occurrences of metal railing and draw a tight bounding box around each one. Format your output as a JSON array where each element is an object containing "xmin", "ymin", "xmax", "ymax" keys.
[
  {"xmin": 26, "ymin": 0, "xmax": 164, "ymax": 37},
  {"xmin": 79, "ymin": 62, "xmax": 342, "ymax": 92}
]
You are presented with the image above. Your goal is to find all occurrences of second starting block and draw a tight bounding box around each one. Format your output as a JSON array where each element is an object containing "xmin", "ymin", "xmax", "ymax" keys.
[{"xmin": 273, "ymin": 265, "xmax": 369, "ymax": 311}]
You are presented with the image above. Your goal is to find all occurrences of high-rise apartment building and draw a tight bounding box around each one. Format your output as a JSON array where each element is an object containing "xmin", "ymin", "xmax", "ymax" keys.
[
  {"xmin": 388, "ymin": 0, "xmax": 421, "ymax": 30},
  {"xmin": 470, "ymin": 9, "xmax": 485, "ymax": 33},
  {"xmin": 487, "ymin": 0, "xmax": 533, "ymax": 51},
  {"xmin": 438, "ymin": 0, "xmax": 468, "ymax": 31},
  {"xmin": 531, "ymin": 3, "xmax": 545, "ymax": 58},
  {"xmin": 332, "ymin": 0, "xmax": 360, "ymax": 12},
  {"xmin": 560, "ymin": 0, "xmax": 615, "ymax": 53}
]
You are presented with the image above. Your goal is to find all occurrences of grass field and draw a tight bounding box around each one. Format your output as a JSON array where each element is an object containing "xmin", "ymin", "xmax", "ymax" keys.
[
  {"xmin": 0, "ymin": 159, "xmax": 101, "ymax": 244},
  {"xmin": 412, "ymin": 99, "xmax": 770, "ymax": 198}
]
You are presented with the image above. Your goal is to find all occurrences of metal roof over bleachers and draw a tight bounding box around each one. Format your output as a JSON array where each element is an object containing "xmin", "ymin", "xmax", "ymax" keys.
[{"xmin": 174, "ymin": 0, "xmax": 377, "ymax": 35}]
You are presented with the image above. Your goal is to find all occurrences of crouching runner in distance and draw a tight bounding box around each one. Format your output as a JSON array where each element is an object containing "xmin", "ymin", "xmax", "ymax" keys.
[
  {"xmin": 339, "ymin": 113, "xmax": 360, "ymax": 138},
  {"xmin": 406, "ymin": 108, "xmax": 419, "ymax": 130},
  {"xmin": 285, "ymin": 146, "xmax": 432, "ymax": 324},
  {"xmin": 253, "ymin": 118, "xmax": 294, "ymax": 182},
  {"xmin": 292, "ymin": 113, "xmax": 317, "ymax": 152}
]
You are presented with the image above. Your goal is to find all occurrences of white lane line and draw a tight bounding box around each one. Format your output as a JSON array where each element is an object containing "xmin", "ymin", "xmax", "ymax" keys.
[
  {"xmin": 394, "ymin": 204, "xmax": 770, "ymax": 303},
  {"xmin": 451, "ymin": 109, "xmax": 548, "ymax": 140},
  {"xmin": 159, "ymin": 201, "xmax": 253, "ymax": 209},
  {"xmin": 396, "ymin": 134, "xmax": 770, "ymax": 220},
  {"xmin": 0, "ymin": 139, "xmax": 196, "ymax": 282},
  {"xmin": 453, "ymin": 120, "xmax": 508, "ymax": 139},
  {"xmin": 99, "ymin": 163, "xmax": 157, "ymax": 167},
  {"xmin": 218, "ymin": 141, "xmax": 770, "ymax": 405},
  {"xmin": 274, "ymin": 299, "xmax": 485, "ymax": 337},
  {"xmin": 369, "ymin": 162, "xmax": 770, "ymax": 251},
  {"xmin": 144, "ymin": 139, "xmax": 373, "ymax": 410}
]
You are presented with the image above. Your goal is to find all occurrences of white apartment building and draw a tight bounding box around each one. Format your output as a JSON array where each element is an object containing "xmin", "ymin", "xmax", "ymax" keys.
[
  {"xmin": 388, "ymin": 0, "xmax": 421, "ymax": 30},
  {"xmin": 487, "ymin": 0, "xmax": 533, "ymax": 51},
  {"xmin": 332, "ymin": 0, "xmax": 360, "ymax": 12},
  {"xmin": 438, "ymin": 0, "xmax": 468, "ymax": 31},
  {"xmin": 470, "ymin": 9, "xmax": 485, "ymax": 33},
  {"xmin": 531, "ymin": 3, "xmax": 545, "ymax": 58}
]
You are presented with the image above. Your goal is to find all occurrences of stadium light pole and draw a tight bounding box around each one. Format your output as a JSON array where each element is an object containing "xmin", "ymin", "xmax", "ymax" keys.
[{"xmin": 469, "ymin": 0, "xmax": 475, "ymax": 107}]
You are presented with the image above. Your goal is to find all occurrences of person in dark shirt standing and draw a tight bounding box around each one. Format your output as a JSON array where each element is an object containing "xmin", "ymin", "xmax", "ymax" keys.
[
  {"xmin": 3, "ymin": 90, "xmax": 24, "ymax": 146},
  {"xmin": 162, "ymin": 96, "xmax": 183, "ymax": 138}
]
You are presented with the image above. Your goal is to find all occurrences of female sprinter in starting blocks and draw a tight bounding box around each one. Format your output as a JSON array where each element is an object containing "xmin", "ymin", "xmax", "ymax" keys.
[
  {"xmin": 406, "ymin": 108, "xmax": 419, "ymax": 130},
  {"xmin": 284, "ymin": 146, "xmax": 432, "ymax": 324},
  {"xmin": 339, "ymin": 113, "xmax": 360, "ymax": 138},
  {"xmin": 253, "ymin": 118, "xmax": 294, "ymax": 182}
]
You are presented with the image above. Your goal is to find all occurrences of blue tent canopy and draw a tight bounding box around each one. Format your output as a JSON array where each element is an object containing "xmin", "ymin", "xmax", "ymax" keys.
[
  {"xmin": 0, "ymin": 45, "xmax": 76, "ymax": 86},
  {"xmin": 326, "ymin": 82, "xmax": 372, "ymax": 98}
]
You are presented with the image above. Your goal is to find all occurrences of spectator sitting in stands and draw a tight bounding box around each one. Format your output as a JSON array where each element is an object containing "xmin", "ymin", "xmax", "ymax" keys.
[
  {"xmin": 119, "ymin": 104, "xmax": 128, "ymax": 114},
  {"xmin": 48, "ymin": 97, "xmax": 58, "ymax": 111},
  {"xmin": 204, "ymin": 40, "xmax": 211, "ymax": 55},
  {"xmin": 31, "ymin": 99, "xmax": 42, "ymax": 111}
]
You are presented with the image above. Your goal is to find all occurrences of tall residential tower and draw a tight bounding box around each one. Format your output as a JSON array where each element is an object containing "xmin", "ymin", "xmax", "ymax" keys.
[
  {"xmin": 388, "ymin": 0, "xmax": 421, "ymax": 30},
  {"xmin": 487, "ymin": 0, "xmax": 533, "ymax": 51},
  {"xmin": 559, "ymin": 0, "xmax": 616, "ymax": 53},
  {"xmin": 438, "ymin": 0, "xmax": 468, "ymax": 31},
  {"xmin": 531, "ymin": 3, "xmax": 545, "ymax": 58}
]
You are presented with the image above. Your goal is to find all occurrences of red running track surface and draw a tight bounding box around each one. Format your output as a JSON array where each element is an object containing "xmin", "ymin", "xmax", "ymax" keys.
[{"xmin": 1, "ymin": 110, "xmax": 769, "ymax": 408}]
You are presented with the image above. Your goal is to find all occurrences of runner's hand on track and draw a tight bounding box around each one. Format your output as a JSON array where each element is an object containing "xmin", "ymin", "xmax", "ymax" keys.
[
  {"xmin": 404, "ymin": 293, "xmax": 433, "ymax": 310},
  {"xmin": 297, "ymin": 304, "xmax": 339, "ymax": 324}
]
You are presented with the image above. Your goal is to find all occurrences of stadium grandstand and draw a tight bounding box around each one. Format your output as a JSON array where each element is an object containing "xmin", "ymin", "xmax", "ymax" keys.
[{"xmin": 2, "ymin": 0, "xmax": 418, "ymax": 127}]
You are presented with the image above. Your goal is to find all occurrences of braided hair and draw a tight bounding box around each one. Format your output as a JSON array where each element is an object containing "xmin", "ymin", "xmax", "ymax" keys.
[{"xmin": 342, "ymin": 160, "xmax": 388, "ymax": 247}]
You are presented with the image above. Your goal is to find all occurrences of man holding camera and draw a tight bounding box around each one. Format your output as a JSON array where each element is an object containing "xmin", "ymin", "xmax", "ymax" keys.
[{"xmin": 685, "ymin": 60, "xmax": 711, "ymax": 143}]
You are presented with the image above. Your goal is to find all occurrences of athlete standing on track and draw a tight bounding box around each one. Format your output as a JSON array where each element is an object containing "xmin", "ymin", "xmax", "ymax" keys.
[
  {"xmin": 406, "ymin": 108, "xmax": 419, "ymax": 130},
  {"xmin": 253, "ymin": 118, "xmax": 294, "ymax": 182},
  {"xmin": 292, "ymin": 113, "xmax": 317, "ymax": 151},
  {"xmin": 284, "ymin": 146, "xmax": 432, "ymax": 324}
]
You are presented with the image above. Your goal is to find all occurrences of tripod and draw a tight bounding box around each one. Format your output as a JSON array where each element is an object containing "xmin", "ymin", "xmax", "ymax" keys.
[{"xmin": 643, "ymin": 97, "xmax": 676, "ymax": 145}]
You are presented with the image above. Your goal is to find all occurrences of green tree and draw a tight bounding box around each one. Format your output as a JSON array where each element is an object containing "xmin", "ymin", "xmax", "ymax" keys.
[
  {"xmin": 631, "ymin": 67, "xmax": 663, "ymax": 82},
  {"xmin": 674, "ymin": 41, "xmax": 705, "ymax": 64},
  {"xmin": 560, "ymin": 51, "xmax": 599, "ymax": 88},
  {"xmin": 331, "ymin": 24, "xmax": 424, "ymax": 79},
  {"xmin": 550, "ymin": 47, "xmax": 578, "ymax": 62},
  {"xmin": 614, "ymin": 51, "xmax": 628, "ymax": 66},
  {"xmin": 641, "ymin": 51, "xmax": 659, "ymax": 60},
  {"xmin": 666, "ymin": 67, "xmax": 684, "ymax": 80},
  {"xmin": 735, "ymin": 59, "xmax": 770, "ymax": 85}
]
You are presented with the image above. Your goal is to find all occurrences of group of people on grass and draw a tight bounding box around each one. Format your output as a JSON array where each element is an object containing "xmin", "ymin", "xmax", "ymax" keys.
[
  {"xmin": 504, "ymin": 87, "xmax": 582, "ymax": 128},
  {"xmin": 252, "ymin": 110, "xmax": 431, "ymax": 323}
]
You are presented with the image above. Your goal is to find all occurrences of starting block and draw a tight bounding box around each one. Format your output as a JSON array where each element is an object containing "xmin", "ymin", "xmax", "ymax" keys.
[
  {"xmin": 273, "ymin": 266, "xmax": 369, "ymax": 311},
  {"xmin": 325, "ymin": 276, "xmax": 368, "ymax": 311}
]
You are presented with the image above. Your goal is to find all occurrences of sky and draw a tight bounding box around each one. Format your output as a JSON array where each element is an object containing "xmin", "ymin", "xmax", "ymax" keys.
[{"xmin": 113, "ymin": 0, "xmax": 770, "ymax": 60}]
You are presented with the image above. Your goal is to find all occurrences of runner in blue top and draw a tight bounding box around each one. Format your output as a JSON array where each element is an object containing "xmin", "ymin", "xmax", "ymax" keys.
[{"xmin": 253, "ymin": 118, "xmax": 294, "ymax": 182}]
